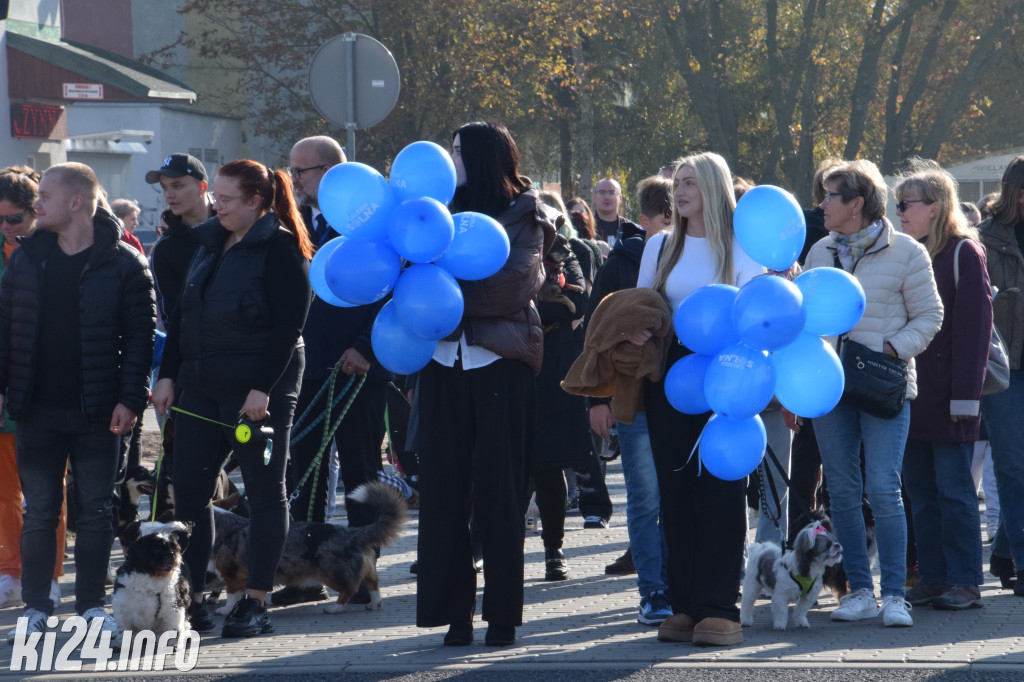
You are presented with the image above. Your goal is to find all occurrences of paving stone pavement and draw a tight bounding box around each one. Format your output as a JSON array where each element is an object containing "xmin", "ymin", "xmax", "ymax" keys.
[{"xmin": 1, "ymin": 423, "xmax": 1022, "ymax": 677}]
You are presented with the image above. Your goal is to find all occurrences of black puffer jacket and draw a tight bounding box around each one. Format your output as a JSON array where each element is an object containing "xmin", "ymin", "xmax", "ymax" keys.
[{"xmin": 0, "ymin": 207, "xmax": 156, "ymax": 419}]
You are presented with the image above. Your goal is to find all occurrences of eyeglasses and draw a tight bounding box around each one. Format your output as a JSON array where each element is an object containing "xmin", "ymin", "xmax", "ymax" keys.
[
  {"xmin": 288, "ymin": 164, "xmax": 327, "ymax": 179},
  {"xmin": 214, "ymin": 194, "xmax": 243, "ymax": 205},
  {"xmin": 595, "ymin": 189, "xmax": 620, "ymax": 197},
  {"xmin": 0, "ymin": 213, "xmax": 26, "ymax": 225},
  {"xmin": 896, "ymin": 199, "xmax": 928, "ymax": 213},
  {"xmin": 823, "ymin": 192, "xmax": 845, "ymax": 205}
]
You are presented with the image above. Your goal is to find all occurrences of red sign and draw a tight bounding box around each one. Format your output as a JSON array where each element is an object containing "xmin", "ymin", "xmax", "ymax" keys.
[
  {"xmin": 10, "ymin": 103, "xmax": 66, "ymax": 139},
  {"xmin": 63, "ymin": 83, "xmax": 104, "ymax": 100}
]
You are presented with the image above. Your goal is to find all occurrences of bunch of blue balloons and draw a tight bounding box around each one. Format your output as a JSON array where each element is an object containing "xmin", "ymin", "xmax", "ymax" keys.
[
  {"xmin": 307, "ymin": 141, "xmax": 511, "ymax": 374},
  {"xmin": 664, "ymin": 185, "xmax": 866, "ymax": 480}
]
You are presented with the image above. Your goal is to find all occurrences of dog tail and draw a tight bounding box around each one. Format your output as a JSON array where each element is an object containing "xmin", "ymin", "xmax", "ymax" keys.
[{"xmin": 347, "ymin": 481, "xmax": 408, "ymax": 548}]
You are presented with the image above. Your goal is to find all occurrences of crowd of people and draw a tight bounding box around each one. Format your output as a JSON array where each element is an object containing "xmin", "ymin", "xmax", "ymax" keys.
[{"xmin": 0, "ymin": 122, "xmax": 1021, "ymax": 651}]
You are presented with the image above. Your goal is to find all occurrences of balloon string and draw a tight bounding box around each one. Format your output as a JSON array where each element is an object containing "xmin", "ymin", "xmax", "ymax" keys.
[{"xmin": 675, "ymin": 421, "xmax": 707, "ymax": 476}]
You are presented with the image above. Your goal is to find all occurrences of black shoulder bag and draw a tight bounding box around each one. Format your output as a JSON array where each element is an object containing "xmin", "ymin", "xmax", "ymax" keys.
[{"xmin": 833, "ymin": 253, "xmax": 908, "ymax": 419}]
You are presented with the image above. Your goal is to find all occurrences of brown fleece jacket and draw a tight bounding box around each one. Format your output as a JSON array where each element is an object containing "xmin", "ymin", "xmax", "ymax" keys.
[{"xmin": 561, "ymin": 288, "xmax": 673, "ymax": 423}]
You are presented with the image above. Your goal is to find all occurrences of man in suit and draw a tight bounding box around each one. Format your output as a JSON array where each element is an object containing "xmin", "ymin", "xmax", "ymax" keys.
[{"xmin": 274, "ymin": 137, "xmax": 391, "ymax": 606}]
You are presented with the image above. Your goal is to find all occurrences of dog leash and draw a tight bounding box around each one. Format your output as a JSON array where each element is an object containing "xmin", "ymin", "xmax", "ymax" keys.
[
  {"xmin": 757, "ymin": 440, "xmax": 818, "ymax": 549},
  {"xmin": 289, "ymin": 367, "xmax": 360, "ymax": 445},
  {"xmin": 288, "ymin": 367, "xmax": 366, "ymax": 521},
  {"xmin": 151, "ymin": 418, "xmax": 167, "ymax": 522}
]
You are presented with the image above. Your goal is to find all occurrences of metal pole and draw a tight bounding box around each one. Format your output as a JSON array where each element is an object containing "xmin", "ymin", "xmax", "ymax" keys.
[{"xmin": 345, "ymin": 33, "xmax": 357, "ymax": 161}]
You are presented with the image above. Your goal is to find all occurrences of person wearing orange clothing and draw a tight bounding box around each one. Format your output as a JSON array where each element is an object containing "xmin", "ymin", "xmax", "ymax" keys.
[{"xmin": 0, "ymin": 166, "xmax": 66, "ymax": 609}]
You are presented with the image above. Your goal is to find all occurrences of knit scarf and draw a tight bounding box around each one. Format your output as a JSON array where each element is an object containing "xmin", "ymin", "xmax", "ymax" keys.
[{"xmin": 832, "ymin": 220, "xmax": 885, "ymax": 271}]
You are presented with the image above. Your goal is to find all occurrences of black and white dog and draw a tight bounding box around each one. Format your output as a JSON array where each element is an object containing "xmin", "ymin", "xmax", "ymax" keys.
[
  {"xmin": 112, "ymin": 521, "xmax": 193, "ymax": 642},
  {"xmin": 740, "ymin": 521, "xmax": 843, "ymax": 630}
]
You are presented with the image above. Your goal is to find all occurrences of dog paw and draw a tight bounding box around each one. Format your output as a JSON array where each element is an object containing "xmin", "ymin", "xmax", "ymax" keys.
[
  {"xmin": 366, "ymin": 593, "xmax": 383, "ymax": 611},
  {"xmin": 214, "ymin": 605, "xmax": 231, "ymax": 616},
  {"xmin": 323, "ymin": 603, "xmax": 344, "ymax": 614},
  {"xmin": 795, "ymin": 618, "xmax": 810, "ymax": 628},
  {"xmin": 772, "ymin": 623, "xmax": 788, "ymax": 631},
  {"xmin": 740, "ymin": 617, "xmax": 752, "ymax": 627}
]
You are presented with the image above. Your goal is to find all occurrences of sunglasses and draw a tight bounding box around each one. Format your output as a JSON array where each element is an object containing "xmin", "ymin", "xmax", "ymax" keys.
[
  {"xmin": 0, "ymin": 213, "xmax": 26, "ymax": 226},
  {"xmin": 896, "ymin": 199, "xmax": 928, "ymax": 213}
]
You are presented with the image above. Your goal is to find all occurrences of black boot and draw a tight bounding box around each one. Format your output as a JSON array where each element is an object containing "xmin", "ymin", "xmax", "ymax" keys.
[
  {"xmin": 545, "ymin": 547, "xmax": 569, "ymax": 581},
  {"xmin": 605, "ymin": 548, "xmax": 636, "ymax": 575},
  {"xmin": 485, "ymin": 624, "xmax": 516, "ymax": 646},
  {"xmin": 1015, "ymin": 571, "xmax": 1024, "ymax": 597},
  {"xmin": 221, "ymin": 595, "xmax": 274, "ymax": 638},
  {"xmin": 991, "ymin": 554, "xmax": 1017, "ymax": 590},
  {"xmin": 444, "ymin": 621, "xmax": 473, "ymax": 646}
]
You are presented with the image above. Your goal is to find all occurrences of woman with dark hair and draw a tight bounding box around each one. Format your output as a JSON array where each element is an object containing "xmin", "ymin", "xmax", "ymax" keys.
[
  {"xmin": 977, "ymin": 155, "xmax": 1024, "ymax": 593},
  {"xmin": 416, "ymin": 122, "xmax": 556, "ymax": 647},
  {"xmin": 151, "ymin": 160, "xmax": 312, "ymax": 638}
]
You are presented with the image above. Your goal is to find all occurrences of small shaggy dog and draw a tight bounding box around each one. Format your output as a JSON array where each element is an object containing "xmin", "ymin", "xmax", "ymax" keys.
[
  {"xmin": 112, "ymin": 521, "xmax": 193, "ymax": 642},
  {"xmin": 740, "ymin": 521, "xmax": 843, "ymax": 630},
  {"xmin": 209, "ymin": 481, "xmax": 407, "ymax": 615}
]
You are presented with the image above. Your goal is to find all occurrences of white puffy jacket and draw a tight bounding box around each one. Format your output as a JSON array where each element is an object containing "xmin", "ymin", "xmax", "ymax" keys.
[{"xmin": 805, "ymin": 222, "xmax": 943, "ymax": 400}]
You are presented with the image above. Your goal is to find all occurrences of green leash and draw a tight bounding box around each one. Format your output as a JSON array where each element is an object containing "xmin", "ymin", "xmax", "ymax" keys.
[{"xmin": 169, "ymin": 405, "xmax": 236, "ymax": 430}]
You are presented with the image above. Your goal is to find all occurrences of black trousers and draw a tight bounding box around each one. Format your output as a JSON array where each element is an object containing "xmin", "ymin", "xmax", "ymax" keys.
[
  {"xmin": 788, "ymin": 419, "xmax": 823, "ymax": 540},
  {"xmin": 173, "ymin": 350, "xmax": 302, "ymax": 593},
  {"xmin": 644, "ymin": 342, "xmax": 746, "ymax": 622},
  {"xmin": 528, "ymin": 468, "xmax": 567, "ymax": 550},
  {"xmin": 416, "ymin": 358, "xmax": 534, "ymax": 628},
  {"xmin": 287, "ymin": 373, "xmax": 386, "ymax": 524}
]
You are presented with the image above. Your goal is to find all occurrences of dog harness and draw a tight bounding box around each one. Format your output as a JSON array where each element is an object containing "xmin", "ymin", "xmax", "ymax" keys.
[{"xmin": 789, "ymin": 572, "xmax": 816, "ymax": 598}]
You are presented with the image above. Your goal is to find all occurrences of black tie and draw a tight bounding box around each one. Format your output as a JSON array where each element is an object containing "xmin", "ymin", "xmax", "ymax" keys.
[{"xmin": 315, "ymin": 213, "xmax": 328, "ymax": 245}]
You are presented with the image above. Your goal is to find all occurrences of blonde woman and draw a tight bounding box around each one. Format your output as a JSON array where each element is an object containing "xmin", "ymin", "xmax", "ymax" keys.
[
  {"xmin": 634, "ymin": 152, "xmax": 763, "ymax": 646},
  {"xmin": 805, "ymin": 159, "xmax": 942, "ymax": 628},
  {"xmin": 894, "ymin": 162, "xmax": 990, "ymax": 610}
]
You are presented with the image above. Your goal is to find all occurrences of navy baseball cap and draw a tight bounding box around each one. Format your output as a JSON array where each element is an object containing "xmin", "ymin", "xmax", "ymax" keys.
[{"xmin": 145, "ymin": 154, "xmax": 208, "ymax": 184}]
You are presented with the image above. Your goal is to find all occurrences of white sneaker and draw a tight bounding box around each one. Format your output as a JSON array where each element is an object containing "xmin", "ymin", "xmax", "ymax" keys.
[
  {"xmin": 80, "ymin": 607, "xmax": 122, "ymax": 648},
  {"xmin": 0, "ymin": 574, "xmax": 22, "ymax": 608},
  {"xmin": 6, "ymin": 607, "xmax": 47, "ymax": 644},
  {"xmin": 49, "ymin": 580, "xmax": 61, "ymax": 606},
  {"xmin": 831, "ymin": 587, "xmax": 879, "ymax": 621},
  {"xmin": 880, "ymin": 595, "xmax": 914, "ymax": 627}
]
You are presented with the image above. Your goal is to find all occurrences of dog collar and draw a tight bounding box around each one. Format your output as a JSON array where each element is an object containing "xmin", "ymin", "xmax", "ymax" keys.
[{"xmin": 789, "ymin": 571, "xmax": 816, "ymax": 598}]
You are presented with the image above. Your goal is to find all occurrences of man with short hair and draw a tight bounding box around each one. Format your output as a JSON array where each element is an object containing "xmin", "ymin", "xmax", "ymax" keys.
[
  {"xmin": 274, "ymin": 136, "xmax": 391, "ymax": 606},
  {"xmin": 593, "ymin": 178, "xmax": 641, "ymax": 245},
  {"xmin": 0, "ymin": 163, "xmax": 155, "ymax": 643},
  {"xmin": 145, "ymin": 154, "xmax": 215, "ymax": 520}
]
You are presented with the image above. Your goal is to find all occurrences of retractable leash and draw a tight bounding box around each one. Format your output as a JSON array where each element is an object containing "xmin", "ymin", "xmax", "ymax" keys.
[{"xmin": 169, "ymin": 405, "xmax": 275, "ymax": 464}]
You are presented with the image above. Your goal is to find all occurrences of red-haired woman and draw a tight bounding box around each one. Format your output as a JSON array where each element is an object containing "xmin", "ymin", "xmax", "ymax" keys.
[{"xmin": 152, "ymin": 160, "xmax": 312, "ymax": 638}]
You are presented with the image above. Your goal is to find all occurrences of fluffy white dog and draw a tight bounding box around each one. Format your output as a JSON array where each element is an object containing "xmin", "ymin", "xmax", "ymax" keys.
[{"xmin": 740, "ymin": 521, "xmax": 843, "ymax": 630}]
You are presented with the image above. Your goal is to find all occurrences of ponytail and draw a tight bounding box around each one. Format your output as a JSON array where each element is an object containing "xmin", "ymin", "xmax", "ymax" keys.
[{"xmin": 272, "ymin": 169, "xmax": 313, "ymax": 260}]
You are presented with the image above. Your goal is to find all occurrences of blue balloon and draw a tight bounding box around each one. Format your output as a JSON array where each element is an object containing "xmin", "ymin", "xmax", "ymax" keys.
[
  {"xmin": 673, "ymin": 284, "xmax": 741, "ymax": 355},
  {"xmin": 388, "ymin": 197, "xmax": 455, "ymax": 263},
  {"xmin": 318, "ymin": 162, "xmax": 397, "ymax": 242},
  {"xmin": 704, "ymin": 342, "xmax": 776, "ymax": 418},
  {"xmin": 309, "ymin": 237, "xmax": 357, "ymax": 308},
  {"xmin": 732, "ymin": 275, "xmax": 806, "ymax": 350},
  {"xmin": 434, "ymin": 212, "xmax": 510, "ymax": 280},
  {"xmin": 325, "ymin": 237, "xmax": 401, "ymax": 305},
  {"xmin": 664, "ymin": 354, "xmax": 713, "ymax": 415},
  {"xmin": 794, "ymin": 267, "xmax": 866, "ymax": 337},
  {"xmin": 393, "ymin": 264, "xmax": 465, "ymax": 340},
  {"xmin": 734, "ymin": 185, "xmax": 806, "ymax": 271},
  {"xmin": 700, "ymin": 414, "xmax": 767, "ymax": 481},
  {"xmin": 389, "ymin": 141, "xmax": 458, "ymax": 206},
  {"xmin": 773, "ymin": 331, "xmax": 845, "ymax": 417},
  {"xmin": 371, "ymin": 300, "xmax": 437, "ymax": 375}
]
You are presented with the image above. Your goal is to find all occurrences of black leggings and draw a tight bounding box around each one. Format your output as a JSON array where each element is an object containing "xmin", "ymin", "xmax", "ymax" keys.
[{"xmin": 173, "ymin": 350, "xmax": 303, "ymax": 593}]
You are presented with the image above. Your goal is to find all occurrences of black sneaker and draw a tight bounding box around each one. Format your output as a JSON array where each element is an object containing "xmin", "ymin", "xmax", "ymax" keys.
[
  {"xmin": 583, "ymin": 515, "xmax": 609, "ymax": 529},
  {"xmin": 186, "ymin": 601, "xmax": 216, "ymax": 632},
  {"xmin": 221, "ymin": 595, "xmax": 274, "ymax": 638},
  {"xmin": 484, "ymin": 624, "xmax": 516, "ymax": 646},
  {"xmin": 270, "ymin": 585, "xmax": 328, "ymax": 606}
]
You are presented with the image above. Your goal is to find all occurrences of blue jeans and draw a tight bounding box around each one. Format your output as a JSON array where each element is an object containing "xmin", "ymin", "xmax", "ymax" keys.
[
  {"xmin": 17, "ymin": 407, "xmax": 121, "ymax": 615},
  {"xmin": 982, "ymin": 370, "xmax": 1024, "ymax": 564},
  {"xmin": 755, "ymin": 409, "xmax": 792, "ymax": 546},
  {"xmin": 617, "ymin": 412, "xmax": 668, "ymax": 597},
  {"xmin": 813, "ymin": 399, "xmax": 910, "ymax": 598},
  {"xmin": 902, "ymin": 439, "xmax": 983, "ymax": 587}
]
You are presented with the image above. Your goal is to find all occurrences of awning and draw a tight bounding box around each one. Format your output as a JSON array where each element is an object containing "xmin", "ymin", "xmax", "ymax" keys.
[{"xmin": 6, "ymin": 26, "xmax": 196, "ymax": 102}]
